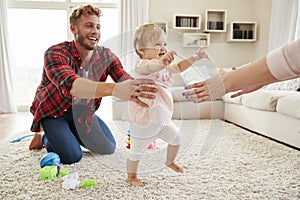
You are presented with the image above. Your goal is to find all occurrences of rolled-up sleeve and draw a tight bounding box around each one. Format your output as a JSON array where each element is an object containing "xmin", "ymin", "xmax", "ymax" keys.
[{"xmin": 267, "ymin": 39, "xmax": 300, "ymax": 80}]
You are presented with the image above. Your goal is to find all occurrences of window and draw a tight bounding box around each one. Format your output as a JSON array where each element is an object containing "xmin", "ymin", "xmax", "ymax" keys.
[
  {"xmin": 7, "ymin": 1, "xmax": 119, "ymax": 111},
  {"xmin": 8, "ymin": 9, "xmax": 68, "ymax": 108},
  {"xmin": 295, "ymin": 2, "xmax": 300, "ymax": 39}
]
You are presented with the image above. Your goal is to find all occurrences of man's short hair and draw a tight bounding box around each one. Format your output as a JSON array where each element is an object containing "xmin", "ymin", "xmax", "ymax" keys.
[{"xmin": 70, "ymin": 4, "xmax": 102, "ymax": 25}]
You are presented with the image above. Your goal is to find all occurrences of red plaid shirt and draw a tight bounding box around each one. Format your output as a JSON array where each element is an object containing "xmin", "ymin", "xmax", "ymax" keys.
[{"xmin": 30, "ymin": 41, "xmax": 131, "ymax": 132}]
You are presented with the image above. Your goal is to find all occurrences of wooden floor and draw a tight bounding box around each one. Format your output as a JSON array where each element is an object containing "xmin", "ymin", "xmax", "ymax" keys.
[
  {"xmin": 0, "ymin": 97, "xmax": 113, "ymax": 141},
  {"xmin": 0, "ymin": 112, "xmax": 33, "ymax": 140}
]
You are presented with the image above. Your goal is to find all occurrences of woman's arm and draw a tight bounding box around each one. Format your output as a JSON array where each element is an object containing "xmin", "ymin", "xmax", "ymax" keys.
[
  {"xmin": 223, "ymin": 57, "xmax": 277, "ymax": 93},
  {"xmin": 183, "ymin": 39, "xmax": 300, "ymax": 102}
]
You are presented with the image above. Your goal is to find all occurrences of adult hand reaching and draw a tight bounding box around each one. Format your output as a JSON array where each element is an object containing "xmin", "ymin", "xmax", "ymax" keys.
[
  {"xmin": 183, "ymin": 73, "xmax": 226, "ymax": 102},
  {"xmin": 229, "ymin": 84, "xmax": 265, "ymax": 98},
  {"xmin": 112, "ymin": 79, "xmax": 157, "ymax": 107},
  {"xmin": 183, "ymin": 68, "xmax": 268, "ymax": 103}
]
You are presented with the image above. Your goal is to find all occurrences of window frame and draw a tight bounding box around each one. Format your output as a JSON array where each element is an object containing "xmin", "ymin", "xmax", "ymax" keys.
[{"xmin": 7, "ymin": 0, "xmax": 119, "ymax": 40}]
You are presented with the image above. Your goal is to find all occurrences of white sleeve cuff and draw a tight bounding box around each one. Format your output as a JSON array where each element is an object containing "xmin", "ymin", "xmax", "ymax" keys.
[{"xmin": 267, "ymin": 40, "xmax": 300, "ymax": 80}]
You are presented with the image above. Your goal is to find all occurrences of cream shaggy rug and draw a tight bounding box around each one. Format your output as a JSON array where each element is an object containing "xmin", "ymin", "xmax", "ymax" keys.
[{"xmin": 0, "ymin": 119, "xmax": 299, "ymax": 200}]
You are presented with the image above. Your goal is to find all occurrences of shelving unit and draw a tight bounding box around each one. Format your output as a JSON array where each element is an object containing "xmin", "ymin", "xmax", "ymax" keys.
[
  {"xmin": 205, "ymin": 9, "xmax": 227, "ymax": 32},
  {"xmin": 173, "ymin": 14, "xmax": 201, "ymax": 30},
  {"xmin": 228, "ymin": 21, "xmax": 257, "ymax": 42},
  {"xmin": 153, "ymin": 21, "xmax": 168, "ymax": 34},
  {"xmin": 182, "ymin": 33, "xmax": 210, "ymax": 48}
]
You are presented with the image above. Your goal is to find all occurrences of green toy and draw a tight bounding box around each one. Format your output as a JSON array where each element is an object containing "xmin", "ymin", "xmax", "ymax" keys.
[
  {"xmin": 39, "ymin": 166, "xmax": 58, "ymax": 180},
  {"xmin": 40, "ymin": 165, "xmax": 70, "ymax": 180},
  {"xmin": 59, "ymin": 168, "xmax": 70, "ymax": 177},
  {"xmin": 81, "ymin": 179, "xmax": 97, "ymax": 188}
]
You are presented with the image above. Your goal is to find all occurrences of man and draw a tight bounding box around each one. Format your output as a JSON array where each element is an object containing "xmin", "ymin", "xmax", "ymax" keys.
[{"xmin": 29, "ymin": 4, "xmax": 156, "ymax": 164}]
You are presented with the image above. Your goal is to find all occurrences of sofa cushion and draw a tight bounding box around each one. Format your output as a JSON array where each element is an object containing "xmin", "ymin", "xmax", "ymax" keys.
[
  {"xmin": 264, "ymin": 78, "xmax": 300, "ymax": 91},
  {"xmin": 180, "ymin": 65, "xmax": 211, "ymax": 85},
  {"xmin": 276, "ymin": 94, "xmax": 300, "ymax": 119},
  {"xmin": 172, "ymin": 73, "xmax": 186, "ymax": 87},
  {"xmin": 172, "ymin": 100, "xmax": 224, "ymax": 119},
  {"xmin": 241, "ymin": 90, "xmax": 296, "ymax": 111},
  {"xmin": 222, "ymin": 92, "xmax": 242, "ymax": 105}
]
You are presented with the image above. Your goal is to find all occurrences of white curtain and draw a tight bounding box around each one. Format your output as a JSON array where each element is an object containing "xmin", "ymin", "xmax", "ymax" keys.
[
  {"xmin": 119, "ymin": 0, "xmax": 149, "ymax": 74},
  {"xmin": 268, "ymin": 0, "xmax": 299, "ymax": 51},
  {"xmin": 0, "ymin": 0, "xmax": 17, "ymax": 113}
]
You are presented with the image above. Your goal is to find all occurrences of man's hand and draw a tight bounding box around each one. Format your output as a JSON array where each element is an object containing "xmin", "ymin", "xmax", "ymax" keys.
[{"xmin": 112, "ymin": 79, "xmax": 157, "ymax": 107}]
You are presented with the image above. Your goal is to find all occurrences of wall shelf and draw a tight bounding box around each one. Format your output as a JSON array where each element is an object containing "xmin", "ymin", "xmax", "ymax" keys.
[
  {"xmin": 173, "ymin": 14, "xmax": 201, "ymax": 30},
  {"xmin": 228, "ymin": 21, "xmax": 257, "ymax": 42},
  {"xmin": 205, "ymin": 9, "xmax": 227, "ymax": 32},
  {"xmin": 182, "ymin": 33, "xmax": 210, "ymax": 48},
  {"xmin": 153, "ymin": 21, "xmax": 168, "ymax": 34}
]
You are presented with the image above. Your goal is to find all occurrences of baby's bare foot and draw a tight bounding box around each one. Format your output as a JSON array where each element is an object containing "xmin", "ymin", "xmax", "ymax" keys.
[
  {"xmin": 167, "ymin": 162, "xmax": 184, "ymax": 173},
  {"xmin": 125, "ymin": 178, "xmax": 145, "ymax": 187},
  {"xmin": 29, "ymin": 132, "xmax": 44, "ymax": 150}
]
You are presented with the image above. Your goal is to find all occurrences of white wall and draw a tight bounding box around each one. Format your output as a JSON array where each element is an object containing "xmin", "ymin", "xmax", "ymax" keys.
[{"xmin": 148, "ymin": 0, "xmax": 273, "ymax": 68}]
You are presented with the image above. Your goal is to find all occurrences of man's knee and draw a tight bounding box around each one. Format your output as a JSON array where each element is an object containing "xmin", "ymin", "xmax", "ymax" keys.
[
  {"xmin": 94, "ymin": 143, "xmax": 116, "ymax": 155},
  {"xmin": 60, "ymin": 148, "xmax": 82, "ymax": 164}
]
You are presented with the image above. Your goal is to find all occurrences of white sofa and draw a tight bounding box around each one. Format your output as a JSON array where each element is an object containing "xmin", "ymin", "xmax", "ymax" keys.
[{"xmin": 112, "ymin": 68, "xmax": 300, "ymax": 149}]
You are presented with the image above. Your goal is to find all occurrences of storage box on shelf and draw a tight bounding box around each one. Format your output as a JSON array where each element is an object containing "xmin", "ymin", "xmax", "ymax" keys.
[
  {"xmin": 173, "ymin": 14, "xmax": 201, "ymax": 30},
  {"xmin": 228, "ymin": 21, "xmax": 257, "ymax": 42},
  {"xmin": 182, "ymin": 33, "xmax": 210, "ymax": 48},
  {"xmin": 152, "ymin": 21, "xmax": 168, "ymax": 34},
  {"xmin": 205, "ymin": 9, "xmax": 227, "ymax": 32}
]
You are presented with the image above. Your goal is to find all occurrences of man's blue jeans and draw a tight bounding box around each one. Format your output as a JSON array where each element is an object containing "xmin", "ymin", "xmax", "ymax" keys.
[{"xmin": 41, "ymin": 106, "xmax": 116, "ymax": 164}]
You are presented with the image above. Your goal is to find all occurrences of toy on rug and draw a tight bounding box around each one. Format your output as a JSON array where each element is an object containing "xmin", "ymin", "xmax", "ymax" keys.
[
  {"xmin": 126, "ymin": 130, "xmax": 156, "ymax": 149},
  {"xmin": 126, "ymin": 130, "xmax": 131, "ymax": 149},
  {"xmin": 148, "ymin": 140, "xmax": 156, "ymax": 149},
  {"xmin": 39, "ymin": 152, "xmax": 70, "ymax": 180},
  {"xmin": 40, "ymin": 152, "xmax": 61, "ymax": 168},
  {"xmin": 9, "ymin": 133, "xmax": 34, "ymax": 143},
  {"xmin": 62, "ymin": 172, "xmax": 80, "ymax": 190},
  {"xmin": 40, "ymin": 166, "xmax": 58, "ymax": 180},
  {"xmin": 38, "ymin": 153, "xmax": 97, "ymax": 190},
  {"xmin": 62, "ymin": 173, "xmax": 97, "ymax": 190},
  {"xmin": 81, "ymin": 179, "xmax": 97, "ymax": 189}
]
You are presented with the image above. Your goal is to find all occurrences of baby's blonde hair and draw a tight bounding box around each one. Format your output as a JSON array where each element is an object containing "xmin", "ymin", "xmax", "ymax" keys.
[{"xmin": 133, "ymin": 23, "xmax": 165, "ymax": 58}]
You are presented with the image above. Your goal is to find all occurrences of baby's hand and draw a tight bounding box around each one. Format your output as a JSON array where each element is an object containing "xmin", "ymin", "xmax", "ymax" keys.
[
  {"xmin": 193, "ymin": 48, "xmax": 209, "ymax": 61},
  {"xmin": 159, "ymin": 50, "xmax": 177, "ymax": 66}
]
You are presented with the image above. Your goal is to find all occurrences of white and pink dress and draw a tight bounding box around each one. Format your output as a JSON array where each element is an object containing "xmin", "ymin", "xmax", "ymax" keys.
[{"xmin": 126, "ymin": 62, "xmax": 181, "ymax": 161}]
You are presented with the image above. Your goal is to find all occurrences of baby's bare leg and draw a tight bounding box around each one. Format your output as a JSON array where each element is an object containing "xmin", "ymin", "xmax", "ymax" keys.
[
  {"xmin": 126, "ymin": 159, "xmax": 145, "ymax": 187},
  {"xmin": 166, "ymin": 144, "xmax": 183, "ymax": 173},
  {"xmin": 29, "ymin": 132, "xmax": 44, "ymax": 150}
]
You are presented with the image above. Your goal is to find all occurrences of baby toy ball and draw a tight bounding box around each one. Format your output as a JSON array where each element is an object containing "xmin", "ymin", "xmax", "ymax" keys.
[{"xmin": 40, "ymin": 152, "xmax": 61, "ymax": 168}]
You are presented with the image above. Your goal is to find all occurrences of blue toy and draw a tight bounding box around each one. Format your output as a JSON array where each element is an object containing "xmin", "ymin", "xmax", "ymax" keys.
[
  {"xmin": 40, "ymin": 152, "xmax": 61, "ymax": 168},
  {"xmin": 9, "ymin": 133, "xmax": 34, "ymax": 143}
]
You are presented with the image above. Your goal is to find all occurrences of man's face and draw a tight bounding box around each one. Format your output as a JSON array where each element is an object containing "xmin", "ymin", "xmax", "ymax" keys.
[{"xmin": 72, "ymin": 14, "xmax": 101, "ymax": 50}]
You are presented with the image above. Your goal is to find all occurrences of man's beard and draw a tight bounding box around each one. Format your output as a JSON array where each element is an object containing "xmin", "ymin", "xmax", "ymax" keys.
[{"xmin": 76, "ymin": 33, "xmax": 95, "ymax": 50}]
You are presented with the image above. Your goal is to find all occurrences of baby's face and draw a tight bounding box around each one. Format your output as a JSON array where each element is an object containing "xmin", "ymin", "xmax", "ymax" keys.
[{"xmin": 141, "ymin": 34, "xmax": 167, "ymax": 60}]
